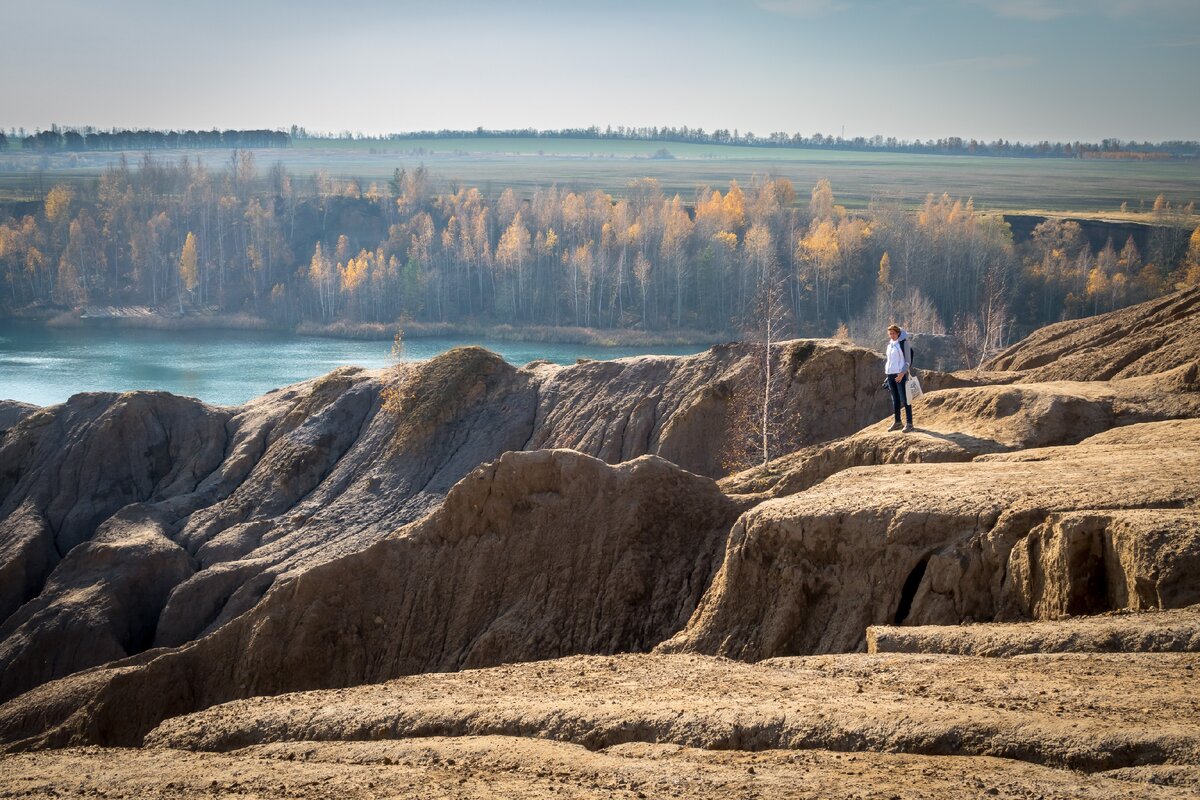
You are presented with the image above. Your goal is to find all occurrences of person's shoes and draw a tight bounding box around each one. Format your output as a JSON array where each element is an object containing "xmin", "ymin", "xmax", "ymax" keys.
[
  {"xmin": 887, "ymin": 421, "xmax": 903, "ymax": 431},
  {"xmin": 903, "ymin": 422, "xmax": 914, "ymax": 432}
]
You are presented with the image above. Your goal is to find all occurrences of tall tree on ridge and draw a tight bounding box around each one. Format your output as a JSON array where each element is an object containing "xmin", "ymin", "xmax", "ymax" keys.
[{"xmin": 744, "ymin": 223, "xmax": 793, "ymax": 469}]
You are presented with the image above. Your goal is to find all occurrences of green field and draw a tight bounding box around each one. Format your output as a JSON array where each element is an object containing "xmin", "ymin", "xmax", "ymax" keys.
[{"xmin": 2, "ymin": 137, "xmax": 1198, "ymax": 215}]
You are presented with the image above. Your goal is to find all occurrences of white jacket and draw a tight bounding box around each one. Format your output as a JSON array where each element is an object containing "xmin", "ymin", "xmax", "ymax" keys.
[{"xmin": 885, "ymin": 332, "xmax": 911, "ymax": 374}]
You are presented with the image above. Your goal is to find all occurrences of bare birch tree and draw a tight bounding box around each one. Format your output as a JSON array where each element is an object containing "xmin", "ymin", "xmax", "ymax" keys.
[{"xmin": 724, "ymin": 224, "xmax": 794, "ymax": 472}]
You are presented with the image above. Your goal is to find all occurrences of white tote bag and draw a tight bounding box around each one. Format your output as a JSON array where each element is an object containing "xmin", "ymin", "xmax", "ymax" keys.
[{"xmin": 907, "ymin": 372, "xmax": 924, "ymax": 401}]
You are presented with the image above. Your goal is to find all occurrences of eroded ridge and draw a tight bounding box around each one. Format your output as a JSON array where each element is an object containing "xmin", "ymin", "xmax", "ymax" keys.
[
  {"xmin": 143, "ymin": 651, "xmax": 1200, "ymax": 774},
  {"xmin": 0, "ymin": 341, "xmax": 889, "ymax": 704}
]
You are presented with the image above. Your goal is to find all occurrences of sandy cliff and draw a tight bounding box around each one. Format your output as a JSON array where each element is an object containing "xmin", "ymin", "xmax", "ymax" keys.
[
  {"xmin": 985, "ymin": 285, "xmax": 1200, "ymax": 380},
  {"xmin": 663, "ymin": 418, "xmax": 1200, "ymax": 659}
]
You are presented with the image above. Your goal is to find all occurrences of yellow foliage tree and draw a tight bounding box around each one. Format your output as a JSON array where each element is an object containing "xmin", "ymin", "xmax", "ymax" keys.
[
  {"xmin": 797, "ymin": 219, "xmax": 840, "ymax": 324},
  {"xmin": 877, "ymin": 251, "xmax": 892, "ymax": 295},
  {"xmin": 496, "ymin": 212, "xmax": 531, "ymax": 320},
  {"xmin": 56, "ymin": 237, "xmax": 85, "ymax": 306},
  {"xmin": 44, "ymin": 185, "xmax": 74, "ymax": 224},
  {"xmin": 539, "ymin": 228, "xmax": 559, "ymax": 257},
  {"xmin": 695, "ymin": 189, "xmax": 724, "ymax": 233},
  {"xmin": 496, "ymin": 213, "xmax": 531, "ymax": 272},
  {"xmin": 1178, "ymin": 226, "xmax": 1200, "ymax": 288},
  {"xmin": 1085, "ymin": 266, "xmax": 1109, "ymax": 314},
  {"xmin": 712, "ymin": 231, "xmax": 738, "ymax": 252},
  {"xmin": 178, "ymin": 231, "xmax": 198, "ymax": 311},
  {"xmin": 722, "ymin": 182, "xmax": 746, "ymax": 230},
  {"xmin": 309, "ymin": 241, "xmax": 336, "ymax": 321},
  {"xmin": 810, "ymin": 179, "xmax": 834, "ymax": 222}
]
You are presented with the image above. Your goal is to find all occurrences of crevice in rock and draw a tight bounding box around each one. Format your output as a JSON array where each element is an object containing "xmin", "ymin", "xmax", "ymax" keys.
[
  {"xmin": 518, "ymin": 379, "xmax": 541, "ymax": 453},
  {"xmin": 894, "ymin": 557, "xmax": 930, "ymax": 625}
]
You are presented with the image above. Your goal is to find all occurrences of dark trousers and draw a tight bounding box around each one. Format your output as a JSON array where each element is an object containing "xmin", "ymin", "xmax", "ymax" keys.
[{"xmin": 887, "ymin": 373, "xmax": 912, "ymax": 424}]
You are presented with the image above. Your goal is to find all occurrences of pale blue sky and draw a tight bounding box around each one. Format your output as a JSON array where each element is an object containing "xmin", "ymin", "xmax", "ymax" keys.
[{"xmin": 2, "ymin": 0, "xmax": 1197, "ymax": 142}]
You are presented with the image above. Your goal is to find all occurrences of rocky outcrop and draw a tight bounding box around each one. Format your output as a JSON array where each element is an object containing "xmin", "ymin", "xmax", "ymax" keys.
[
  {"xmin": 1003, "ymin": 509, "xmax": 1200, "ymax": 620},
  {"xmin": 0, "ymin": 401, "xmax": 35, "ymax": 434},
  {"xmin": 0, "ymin": 341, "xmax": 886, "ymax": 704},
  {"xmin": 0, "ymin": 507, "xmax": 192, "ymax": 702},
  {"xmin": 663, "ymin": 418, "xmax": 1200, "ymax": 659},
  {"xmin": 0, "ymin": 449, "xmax": 737, "ymax": 750},
  {"xmin": 0, "ymin": 391, "xmax": 229, "ymax": 599},
  {"xmin": 0, "ymin": 372, "xmax": 396, "ymax": 703},
  {"xmin": 985, "ymin": 285, "xmax": 1200, "ymax": 381},
  {"xmin": 868, "ymin": 605, "xmax": 1200, "ymax": 656},
  {"xmin": 153, "ymin": 353, "xmax": 535, "ymax": 649},
  {"xmin": 0, "ymin": 390, "xmax": 231, "ymax": 690}
]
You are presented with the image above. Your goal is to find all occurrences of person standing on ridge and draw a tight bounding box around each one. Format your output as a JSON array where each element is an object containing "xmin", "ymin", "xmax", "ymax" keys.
[{"xmin": 885, "ymin": 323, "xmax": 913, "ymax": 432}]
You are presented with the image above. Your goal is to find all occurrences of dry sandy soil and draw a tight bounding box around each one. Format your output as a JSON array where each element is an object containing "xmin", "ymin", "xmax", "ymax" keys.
[
  {"xmin": 5, "ymin": 649, "xmax": 1200, "ymax": 798},
  {"xmin": 3, "ymin": 739, "xmax": 1192, "ymax": 800}
]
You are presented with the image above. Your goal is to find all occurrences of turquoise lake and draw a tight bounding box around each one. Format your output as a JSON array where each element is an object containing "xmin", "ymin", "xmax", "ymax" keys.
[{"xmin": 0, "ymin": 323, "xmax": 710, "ymax": 407}]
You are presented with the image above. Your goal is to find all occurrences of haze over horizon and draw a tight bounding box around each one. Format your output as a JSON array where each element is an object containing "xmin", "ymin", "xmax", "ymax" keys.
[{"xmin": 3, "ymin": 0, "xmax": 1198, "ymax": 145}]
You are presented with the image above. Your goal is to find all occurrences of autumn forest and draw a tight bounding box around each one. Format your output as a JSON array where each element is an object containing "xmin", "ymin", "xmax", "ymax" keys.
[{"xmin": 2, "ymin": 151, "xmax": 1198, "ymax": 358}]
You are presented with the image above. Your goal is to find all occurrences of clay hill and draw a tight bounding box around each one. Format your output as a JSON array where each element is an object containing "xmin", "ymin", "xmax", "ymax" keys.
[{"xmin": 1, "ymin": 285, "xmax": 1199, "ymax": 799}]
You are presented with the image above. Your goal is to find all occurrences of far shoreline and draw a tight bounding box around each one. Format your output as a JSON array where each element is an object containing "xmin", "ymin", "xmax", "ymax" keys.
[{"xmin": 11, "ymin": 308, "xmax": 730, "ymax": 349}]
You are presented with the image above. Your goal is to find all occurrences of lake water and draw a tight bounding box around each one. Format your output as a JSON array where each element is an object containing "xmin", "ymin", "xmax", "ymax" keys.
[{"xmin": 0, "ymin": 323, "xmax": 710, "ymax": 407}]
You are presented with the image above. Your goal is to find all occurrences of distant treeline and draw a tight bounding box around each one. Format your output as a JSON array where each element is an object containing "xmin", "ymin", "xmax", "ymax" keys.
[
  {"xmin": 2, "ymin": 155, "xmax": 1197, "ymax": 352},
  {"xmin": 4, "ymin": 124, "xmax": 1198, "ymax": 160},
  {"xmin": 293, "ymin": 126, "xmax": 1200, "ymax": 160},
  {"xmin": 1, "ymin": 128, "xmax": 290, "ymax": 152}
]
